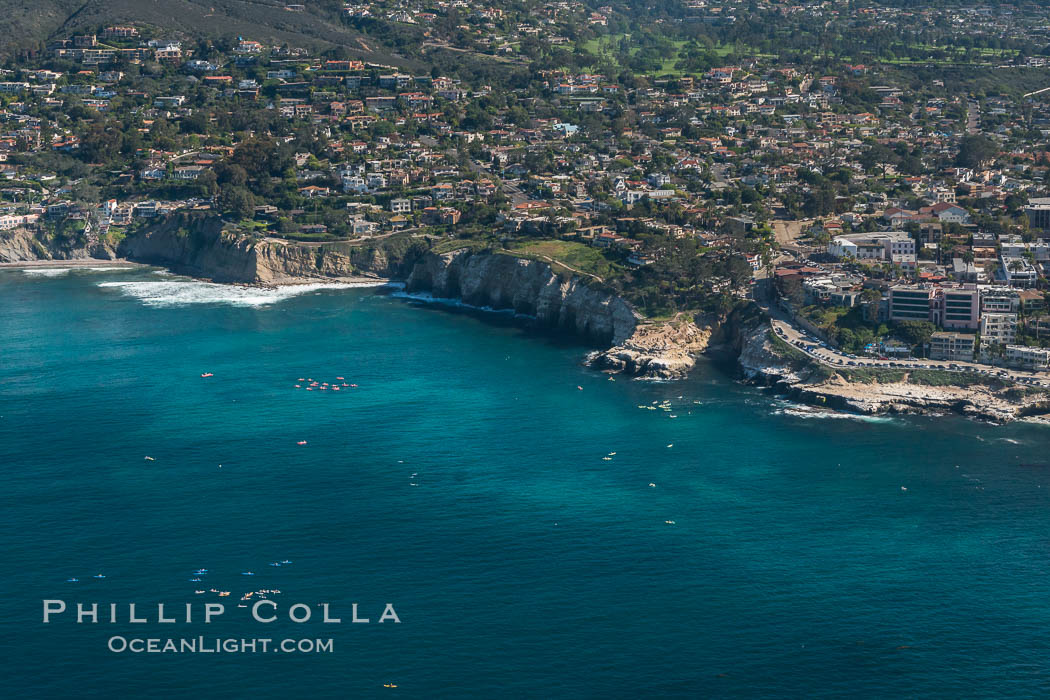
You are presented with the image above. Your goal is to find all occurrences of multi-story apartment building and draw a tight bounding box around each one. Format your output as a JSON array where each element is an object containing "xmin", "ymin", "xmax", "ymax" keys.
[
  {"xmin": 888, "ymin": 285, "xmax": 933, "ymax": 323},
  {"xmin": 980, "ymin": 312, "xmax": 1018, "ymax": 346},
  {"xmin": 938, "ymin": 285, "xmax": 980, "ymax": 330},
  {"xmin": 929, "ymin": 332, "xmax": 976, "ymax": 362},
  {"xmin": 1005, "ymin": 345, "xmax": 1050, "ymax": 369},
  {"xmin": 980, "ymin": 287, "xmax": 1020, "ymax": 314}
]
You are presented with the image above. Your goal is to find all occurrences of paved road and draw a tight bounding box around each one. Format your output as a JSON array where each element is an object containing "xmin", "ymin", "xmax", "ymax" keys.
[
  {"xmin": 769, "ymin": 314, "xmax": 1050, "ymax": 387},
  {"xmin": 751, "ymin": 278, "xmax": 1049, "ymax": 386},
  {"xmin": 966, "ymin": 100, "xmax": 980, "ymax": 134}
]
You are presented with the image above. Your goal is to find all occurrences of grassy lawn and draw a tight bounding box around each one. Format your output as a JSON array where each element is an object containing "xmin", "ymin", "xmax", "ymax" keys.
[
  {"xmin": 508, "ymin": 239, "xmax": 624, "ymax": 280},
  {"xmin": 581, "ymin": 34, "xmax": 744, "ymax": 77}
]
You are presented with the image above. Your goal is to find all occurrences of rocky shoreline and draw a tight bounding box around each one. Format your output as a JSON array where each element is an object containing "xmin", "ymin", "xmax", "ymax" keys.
[
  {"xmin": 5, "ymin": 221, "xmax": 1049, "ymax": 423},
  {"xmin": 586, "ymin": 317, "xmax": 716, "ymax": 379},
  {"xmin": 738, "ymin": 323, "xmax": 1050, "ymax": 424}
]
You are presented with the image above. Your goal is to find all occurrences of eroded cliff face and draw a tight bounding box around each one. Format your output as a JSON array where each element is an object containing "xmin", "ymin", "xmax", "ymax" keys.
[
  {"xmin": 116, "ymin": 218, "xmax": 258, "ymax": 282},
  {"xmin": 4, "ymin": 219, "xmax": 639, "ymax": 347},
  {"xmin": 114, "ymin": 218, "xmax": 394, "ymax": 284},
  {"xmin": 0, "ymin": 227, "xmax": 118, "ymax": 262},
  {"xmin": 405, "ymin": 249, "xmax": 640, "ymax": 345}
]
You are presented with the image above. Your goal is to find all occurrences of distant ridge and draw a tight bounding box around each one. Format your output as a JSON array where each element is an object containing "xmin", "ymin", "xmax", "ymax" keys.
[{"xmin": 0, "ymin": 0, "xmax": 410, "ymax": 64}]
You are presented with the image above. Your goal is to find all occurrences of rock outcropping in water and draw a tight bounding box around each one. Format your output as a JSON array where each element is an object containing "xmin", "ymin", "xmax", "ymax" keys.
[{"xmin": 405, "ymin": 249, "xmax": 639, "ymax": 345}]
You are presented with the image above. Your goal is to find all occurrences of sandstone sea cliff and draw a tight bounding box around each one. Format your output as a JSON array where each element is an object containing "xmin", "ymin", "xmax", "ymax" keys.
[{"xmin": 404, "ymin": 249, "xmax": 639, "ymax": 345}]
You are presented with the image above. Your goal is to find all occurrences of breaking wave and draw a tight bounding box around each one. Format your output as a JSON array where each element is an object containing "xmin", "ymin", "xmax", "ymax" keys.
[
  {"xmin": 97, "ymin": 279, "xmax": 386, "ymax": 307},
  {"xmin": 771, "ymin": 402, "xmax": 895, "ymax": 423},
  {"xmin": 22, "ymin": 268, "xmax": 72, "ymax": 277}
]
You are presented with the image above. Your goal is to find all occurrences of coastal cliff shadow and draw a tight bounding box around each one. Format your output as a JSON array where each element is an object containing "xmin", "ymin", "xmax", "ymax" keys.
[{"xmin": 379, "ymin": 288, "xmax": 596, "ymax": 351}]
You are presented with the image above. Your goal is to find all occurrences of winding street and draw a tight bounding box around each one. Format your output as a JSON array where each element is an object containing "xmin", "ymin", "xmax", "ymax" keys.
[{"xmin": 753, "ymin": 279, "xmax": 1050, "ymax": 386}]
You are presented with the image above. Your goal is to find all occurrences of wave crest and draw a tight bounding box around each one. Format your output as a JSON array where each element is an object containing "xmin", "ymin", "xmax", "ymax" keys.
[
  {"xmin": 98, "ymin": 279, "xmax": 385, "ymax": 307},
  {"xmin": 22, "ymin": 268, "xmax": 72, "ymax": 277}
]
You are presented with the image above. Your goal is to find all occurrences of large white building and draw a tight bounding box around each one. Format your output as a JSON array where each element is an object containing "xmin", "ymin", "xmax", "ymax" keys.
[
  {"xmin": 980, "ymin": 312, "xmax": 1018, "ymax": 346},
  {"xmin": 828, "ymin": 231, "xmax": 915, "ymax": 268},
  {"xmin": 1005, "ymin": 345, "xmax": 1050, "ymax": 369},
  {"xmin": 1001, "ymin": 254, "xmax": 1037, "ymax": 288}
]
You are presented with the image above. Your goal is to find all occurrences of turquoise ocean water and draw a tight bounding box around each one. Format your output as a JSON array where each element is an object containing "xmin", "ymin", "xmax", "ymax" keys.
[{"xmin": 3, "ymin": 266, "xmax": 1050, "ymax": 698}]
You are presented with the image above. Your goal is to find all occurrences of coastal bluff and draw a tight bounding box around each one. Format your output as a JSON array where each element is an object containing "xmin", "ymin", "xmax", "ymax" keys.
[
  {"xmin": 116, "ymin": 217, "xmax": 393, "ymax": 284},
  {"xmin": 405, "ymin": 249, "xmax": 640, "ymax": 345}
]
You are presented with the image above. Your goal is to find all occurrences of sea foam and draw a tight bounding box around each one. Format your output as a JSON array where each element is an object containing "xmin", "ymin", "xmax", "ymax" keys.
[
  {"xmin": 98, "ymin": 279, "xmax": 385, "ymax": 307},
  {"xmin": 771, "ymin": 403, "xmax": 895, "ymax": 424},
  {"xmin": 22, "ymin": 268, "xmax": 72, "ymax": 277}
]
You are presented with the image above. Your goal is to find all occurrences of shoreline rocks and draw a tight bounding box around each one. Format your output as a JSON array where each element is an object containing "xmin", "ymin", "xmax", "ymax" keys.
[
  {"xmin": 587, "ymin": 318, "xmax": 715, "ymax": 379},
  {"xmin": 738, "ymin": 324, "xmax": 1050, "ymax": 424},
  {"xmin": 6, "ymin": 221, "xmax": 1049, "ymax": 423}
]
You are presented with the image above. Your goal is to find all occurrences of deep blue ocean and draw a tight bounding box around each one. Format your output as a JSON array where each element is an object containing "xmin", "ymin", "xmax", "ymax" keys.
[{"xmin": 3, "ymin": 266, "xmax": 1050, "ymax": 698}]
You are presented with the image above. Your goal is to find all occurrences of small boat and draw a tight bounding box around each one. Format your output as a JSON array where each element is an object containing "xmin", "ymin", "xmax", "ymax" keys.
[
  {"xmin": 66, "ymin": 578, "xmax": 79, "ymax": 582},
  {"xmin": 200, "ymin": 373, "xmax": 214, "ymax": 378},
  {"xmin": 667, "ymin": 444, "xmax": 673, "ymax": 448},
  {"xmin": 270, "ymin": 562, "xmax": 281, "ymax": 567},
  {"xmin": 297, "ymin": 440, "xmax": 308, "ymax": 446},
  {"xmin": 350, "ymin": 384, "xmax": 358, "ymax": 388},
  {"xmin": 383, "ymin": 684, "xmax": 398, "ymax": 688},
  {"xmin": 93, "ymin": 574, "xmax": 106, "ymax": 579},
  {"xmin": 144, "ymin": 456, "xmax": 155, "ymax": 461},
  {"xmin": 336, "ymin": 376, "xmax": 344, "ymax": 380},
  {"xmin": 577, "ymin": 385, "xmax": 583, "ymax": 390},
  {"xmin": 189, "ymin": 577, "xmax": 201, "ymax": 582},
  {"xmin": 298, "ymin": 378, "xmax": 305, "ymax": 381},
  {"xmin": 294, "ymin": 385, "xmax": 301, "ymax": 388},
  {"xmin": 608, "ymin": 452, "xmax": 616, "ymax": 456},
  {"xmin": 280, "ymin": 560, "xmax": 291, "ymax": 564},
  {"xmin": 648, "ymin": 483, "xmax": 656, "ymax": 488},
  {"xmin": 665, "ymin": 520, "xmax": 676, "ymax": 525},
  {"xmin": 218, "ymin": 591, "xmax": 230, "ymax": 597},
  {"xmin": 602, "ymin": 457, "xmax": 612, "ymax": 461},
  {"xmin": 194, "ymin": 590, "xmax": 205, "ymax": 594},
  {"xmin": 241, "ymin": 572, "xmax": 255, "ymax": 576},
  {"xmin": 901, "ymin": 486, "xmax": 908, "ymax": 491}
]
